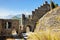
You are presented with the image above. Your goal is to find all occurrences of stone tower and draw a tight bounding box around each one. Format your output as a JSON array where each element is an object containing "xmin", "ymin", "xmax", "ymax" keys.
[{"xmin": 21, "ymin": 1, "xmax": 50, "ymax": 33}]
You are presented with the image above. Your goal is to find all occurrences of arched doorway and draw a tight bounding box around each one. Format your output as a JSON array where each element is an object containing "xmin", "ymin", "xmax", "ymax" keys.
[
  {"xmin": 26, "ymin": 25, "xmax": 32, "ymax": 33},
  {"xmin": 11, "ymin": 29, "xmax": 17, "ymax": 35}
]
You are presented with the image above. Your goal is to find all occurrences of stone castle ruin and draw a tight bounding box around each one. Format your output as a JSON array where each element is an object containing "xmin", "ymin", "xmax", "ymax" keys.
[
  {"xmin": 21, "ymin": 1, "xmax": 50, "ymax": 33},
  {"xmin": 0, "ymin": 1, "xmax": 51, "ymax": 38},
  {"xmin": 0, "ymin": 19, "xmax": 20, "ymax": 35}
]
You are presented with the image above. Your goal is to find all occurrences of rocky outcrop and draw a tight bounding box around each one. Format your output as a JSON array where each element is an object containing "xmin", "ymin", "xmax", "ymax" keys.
[{"xmin": 35, "ymin": 7, "xmax": 60, "ymax": 32}]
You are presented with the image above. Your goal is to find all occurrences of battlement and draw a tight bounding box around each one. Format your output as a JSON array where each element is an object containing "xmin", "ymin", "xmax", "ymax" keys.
[
  {"xmin": 21, "ymin": 1, "xmax": 50, "ymax": 32},
  {"xmin": 32, "ymin": 1, "xmax": 50, "ymax": 22}
]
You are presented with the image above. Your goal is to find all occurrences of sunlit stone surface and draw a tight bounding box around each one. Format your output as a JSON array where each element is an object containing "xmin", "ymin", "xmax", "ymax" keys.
[
  {"xmin": 12, "ymin": 29, "xmax": 17, "ymax": 35},
  {"xmin": 27, "ymin": 7, "xmax": 60, "ymax": 40},
  {"xmin": 6, "ymin": 38, "xmax": 24, "ymax": 40},
  {"xmin": 6, "ymin": 38, "xmax": 14, "ymax": 40},
  {"xmin": 35, "ymin": 7, "xmax": 60, "ymax": 32}
]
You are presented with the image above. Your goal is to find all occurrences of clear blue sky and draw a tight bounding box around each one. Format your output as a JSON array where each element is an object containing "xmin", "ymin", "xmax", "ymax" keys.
[{"xmin": 0, "ymin": 0, "xmax": 60, "ymax": 17}]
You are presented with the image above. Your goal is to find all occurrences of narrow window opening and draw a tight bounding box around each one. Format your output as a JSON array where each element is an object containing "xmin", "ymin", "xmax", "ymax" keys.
[{"xmin": 5, "ymin": 22, "xmax": 12, "ymax": 29}]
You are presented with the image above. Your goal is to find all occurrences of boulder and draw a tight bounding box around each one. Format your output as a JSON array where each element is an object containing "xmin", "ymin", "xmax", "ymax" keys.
[{"xmin": 35, "ymin": 7, "xmax": 60, "ymax": 32}]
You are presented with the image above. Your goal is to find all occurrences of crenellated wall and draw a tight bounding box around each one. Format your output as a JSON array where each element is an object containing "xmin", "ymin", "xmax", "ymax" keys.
[
  {"xmin": 22, "ymin": 1, "xmax": 50, "ymax": 33},
  {"xmin": 32, "ymin": 1, "xmax": 50, "ymax": 22}
]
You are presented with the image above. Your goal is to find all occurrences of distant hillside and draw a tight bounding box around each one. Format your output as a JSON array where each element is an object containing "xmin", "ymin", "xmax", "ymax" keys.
[
  {"xmin": 0, "ymin": 14, "xmax": 22, "ymax": 20},
  {"xmin": 12, "ymin": 14, "xmax": 22, "ymax": 20}
]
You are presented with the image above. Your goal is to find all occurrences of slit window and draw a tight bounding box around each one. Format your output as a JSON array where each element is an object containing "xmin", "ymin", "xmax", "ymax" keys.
[{"xmin": 5, "ymin": 22, "xmax": 12, "ymax": 29}]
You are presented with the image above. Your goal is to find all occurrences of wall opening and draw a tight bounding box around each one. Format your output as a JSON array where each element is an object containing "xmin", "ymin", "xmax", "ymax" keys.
[
  {"xmin": 26, "ymin": 25, "xmax": 32, "ymax": 33},
  {"xmin": 5, "ymin": 22, "xmax": 12, "ymax": 29}
]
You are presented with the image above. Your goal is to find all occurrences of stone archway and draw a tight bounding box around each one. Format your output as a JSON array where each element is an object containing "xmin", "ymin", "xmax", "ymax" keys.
[
  {"xmin": 26, "ymin": 25, "xmax": 32, "ymax": 33},
  {"xmin": 11, "ymin": 29, "xmax": 17, "ymax": 35}
]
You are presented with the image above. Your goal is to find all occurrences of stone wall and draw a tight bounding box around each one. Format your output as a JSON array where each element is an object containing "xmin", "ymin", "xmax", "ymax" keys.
[
  {"xmin": 35, "ymin": 7, "xmax": 60, "ymax": 32},
  {"xmin": 32, "ymin": 1, "xmax": 50, "ymax": 22},
  {"xmin": 0, "ymin": 19, "xmax": 20, "ymax": 35},
  {"xmin": 22, "ymin": 1, "xmax": 50, "ymax": 32}
]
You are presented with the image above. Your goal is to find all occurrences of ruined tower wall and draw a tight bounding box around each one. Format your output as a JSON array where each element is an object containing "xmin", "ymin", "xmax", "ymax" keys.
[
  {"xmin": 22, "ymin": 1, "xmax": 50, "ymax": 32},
  {"xmin": 0, "ymin": 19, "xmax": 19, "ymax": 35},
  {"xmin": 0, "ymin": 20, "xmax": 3, "ymax": 35},
  {"xmin": 32, "ymin": 2, "xmax": 50, "ymax": 22}
]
